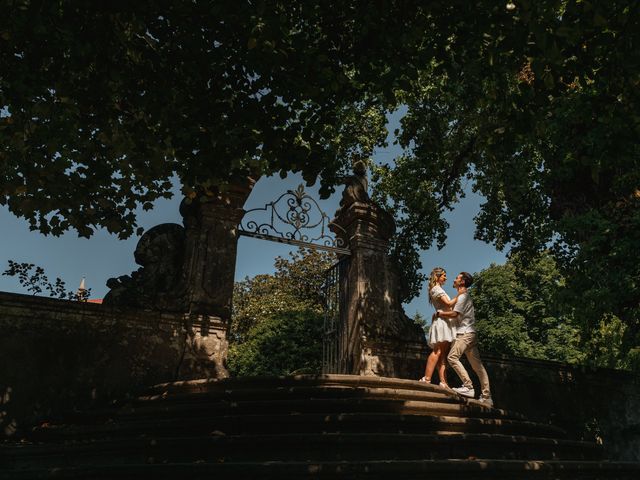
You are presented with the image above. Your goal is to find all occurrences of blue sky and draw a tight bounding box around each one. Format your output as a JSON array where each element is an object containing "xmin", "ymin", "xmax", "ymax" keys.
[{"xmin": 0, "ymin": 114, "xmax": 508, "ymax": 320}]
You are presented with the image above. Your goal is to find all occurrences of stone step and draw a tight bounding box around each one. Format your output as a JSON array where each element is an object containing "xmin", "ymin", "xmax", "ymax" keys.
[
  {"xmin": 138, "ymin": 375, "xmax": 529, "ymax": 421},
  {"xmin": 30, "ymin": 412, "xmax": 567, "ymax": 442},
  {"xmin": 141, "ymin": 374, "xmax": 447, "ymax": 395},
  {"xmin": 141, "ymin": 375, "xmax": 497, "ymax": 405},
  {"xmin": 5, "ymin": 432, "xmax": 603, "ymax": 469},
  {"xmin": 115, "ymin": 396, "xmax": 524, "ymax": 423},
  {"xmin": 3, "ymin": 374, "xmax": 631, "ymax": 479},
  {"xmin": 35, "ymin": 377, "xmax": 526, "ymax": 434},
  {"xmin": 135, "ymin": 384, "xmax": 459, "ymax": 405},
  {"xmin": 4, "ymin": 459, "xmax": 639, "ymax": 480}
]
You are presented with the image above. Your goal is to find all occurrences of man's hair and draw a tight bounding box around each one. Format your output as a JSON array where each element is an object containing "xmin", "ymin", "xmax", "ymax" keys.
[{"xmin": 459, "ymin": 272, "xmax": 474, "ymax": 288}]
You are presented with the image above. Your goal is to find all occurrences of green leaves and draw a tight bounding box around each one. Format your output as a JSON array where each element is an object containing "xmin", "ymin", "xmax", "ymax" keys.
[
  {"xmin": 1, "ymin": 1, "xmax": 415, "ymax": 237},
  {"xmin": 473, "ymin": 252, "xmax": 585, "ymax": 364},
  {"xmin": 367, "ymin": 2, "xmax": 639, "ymax": 355},
  {"xmin": 473, "ymin": 251, "xmax": 640, "ymax": 371},
  {"xmin": 228, "ymin": 248, "xmax": 333, "ymax": 376},
  {"xmin": 227, "ymin": 309, "xmax": 324, "ymax": 376}
]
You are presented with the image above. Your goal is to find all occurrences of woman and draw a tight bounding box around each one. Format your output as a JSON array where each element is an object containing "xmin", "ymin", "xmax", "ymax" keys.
[{"xmin": 420, "ymin": 267, "xmax": 458, "ymax": 387}]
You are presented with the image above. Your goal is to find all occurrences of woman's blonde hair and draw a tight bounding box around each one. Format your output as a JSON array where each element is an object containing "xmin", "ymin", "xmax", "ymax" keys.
[{"xmin": 427, "ymin": 267, "xmax": 446, "ymax": 306}]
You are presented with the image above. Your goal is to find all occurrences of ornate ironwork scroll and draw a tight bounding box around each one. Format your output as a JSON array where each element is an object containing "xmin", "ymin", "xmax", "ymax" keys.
[{"xmin": 238, "ymin": 184, "xmax": 350, "ymax": 255}]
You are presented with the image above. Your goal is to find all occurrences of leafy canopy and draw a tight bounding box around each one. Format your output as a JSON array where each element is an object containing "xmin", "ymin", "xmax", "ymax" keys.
[
  {"xmin": 369, "ymin": 1, "xmax": 640, "ymax": 340},
  {"xmin": 2, "ymin": 1, "xmax": 638, "ymax": 349},
  {"xmin": 1, "ymin": 0, "xmax": 424, "ymax": 238}
]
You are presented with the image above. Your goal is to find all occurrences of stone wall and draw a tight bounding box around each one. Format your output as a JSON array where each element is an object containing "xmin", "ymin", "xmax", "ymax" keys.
[
  {"xmin": 478, "ymin": 353, "xmax": 640, "ymax": 461},
  {"xmin": 0, "ymin": 291, "xmax": 226, "ymax": 438},
  {"xmin": 406, "ymin": 350, "xmax": 640, "ymax": 461}
]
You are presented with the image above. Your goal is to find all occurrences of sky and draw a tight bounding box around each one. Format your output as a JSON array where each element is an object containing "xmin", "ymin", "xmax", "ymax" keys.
[{"xmin": 0, "ymin": 114, "xmax": 508, "ymax": 320}]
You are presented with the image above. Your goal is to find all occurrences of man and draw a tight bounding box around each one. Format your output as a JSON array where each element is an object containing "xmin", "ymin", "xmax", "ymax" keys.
[{"xmin": 436, "ymin": 272, "xmax": 493, "ymax": 407}]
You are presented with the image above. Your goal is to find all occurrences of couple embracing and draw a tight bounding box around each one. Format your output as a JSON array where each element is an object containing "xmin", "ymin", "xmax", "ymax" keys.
[{"xmin": 420, "ymin": 267, "xmax": 493, "ymax": 407}]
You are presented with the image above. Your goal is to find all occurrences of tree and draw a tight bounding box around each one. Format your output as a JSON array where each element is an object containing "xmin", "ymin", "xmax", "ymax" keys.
[
  {"xmin": 370, "ymin": 1, "xmax": 640, "ymax": 345},
  {"xmin": 472, "ymin": 252, "xmax": 640, "ymax": 370},
  {"xmin": 228, "ymin": 248, "xmax": 334, "ymax": 376},
  {"xmin": 472, "ymin": 252, "xmax": 585, "ymax": 364},
  {"xmin": 2, "ymin": 260, "xmax": 91, "ymax": 300},
  {"xmin": 412, "ymin": 311, "xmax": 429, "ymax": 335},
  {"xmin": 0, "ymin": 0, "xmax": 421, "ymax": 238},
  {"xmin": 227, "ymin": 309, "xmax": 324, "ymax": 376}
]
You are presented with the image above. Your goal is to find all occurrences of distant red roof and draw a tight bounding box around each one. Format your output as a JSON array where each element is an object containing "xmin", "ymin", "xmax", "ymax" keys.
[{"xmin": 87, "ymin": 299, "xmax": 103, "ymax": 304}]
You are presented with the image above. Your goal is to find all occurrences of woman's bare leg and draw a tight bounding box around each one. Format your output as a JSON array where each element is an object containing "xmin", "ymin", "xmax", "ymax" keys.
[
  {"xmin": 424, "ymin": 345, "xmax": 442, "ymax": 382},
  {"xmin": 437, "ymin": 342, "xmax": 451, "ymax": 386}
]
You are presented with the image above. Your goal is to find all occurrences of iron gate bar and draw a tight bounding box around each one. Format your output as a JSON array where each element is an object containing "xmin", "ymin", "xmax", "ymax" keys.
[
  {"xmin": 238, "ymin": 231, "xmax": 350, "ymax": 255},
  {"xmin": 322, "ymin": 256, "xmax": 350, "ymax": 374},
  {"xmin": 238, "ymin": 183, "xmax": 350, "ymax": 255}
]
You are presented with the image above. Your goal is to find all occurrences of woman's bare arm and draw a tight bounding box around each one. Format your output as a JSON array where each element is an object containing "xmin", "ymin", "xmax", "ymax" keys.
[
  {"xmin": 435, "ymin": 286, "xmax": 467, "ymax": 308},
  {"xmin": 439, "ymin": 295, "xmax": 458, "ymax": 308}
]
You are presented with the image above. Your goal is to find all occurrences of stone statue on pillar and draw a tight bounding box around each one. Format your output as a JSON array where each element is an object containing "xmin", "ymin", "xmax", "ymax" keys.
[{"xmin": 331, "ymin": 161, "xmax": 428, "ymax": 378}]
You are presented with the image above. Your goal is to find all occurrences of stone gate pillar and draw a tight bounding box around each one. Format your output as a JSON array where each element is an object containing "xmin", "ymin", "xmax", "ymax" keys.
[
  {"xmin": 178, "ymin": 177, "xmax": 256, "ymax": 378},
  {"xmin": 332, "ymin": 165, "xmax": 427, "ymax": 378}
]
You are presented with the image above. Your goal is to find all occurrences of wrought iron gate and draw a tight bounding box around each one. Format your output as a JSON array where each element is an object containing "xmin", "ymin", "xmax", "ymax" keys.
[
  {"xmin": 238, "ymin": 184, "xmax": 349, "ymax": 255},
  {"xmin": 237, "ymin": 183, "xmax": 351, "ymax": 373},
  {"xmin": 322, "ymin": 256, "xmax": 350, "ymax": 374}
]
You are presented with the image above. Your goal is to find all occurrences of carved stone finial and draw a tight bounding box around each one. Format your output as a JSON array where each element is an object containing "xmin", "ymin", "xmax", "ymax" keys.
[{"xmin": 103, "ymin": 223, "xmax": 186, "ymax": 310}]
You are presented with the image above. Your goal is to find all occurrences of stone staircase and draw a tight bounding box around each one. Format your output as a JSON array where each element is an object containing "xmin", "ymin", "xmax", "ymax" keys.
[{"xmin": 2, "ymin": 375, "xmax": 639, "ymax": 479}]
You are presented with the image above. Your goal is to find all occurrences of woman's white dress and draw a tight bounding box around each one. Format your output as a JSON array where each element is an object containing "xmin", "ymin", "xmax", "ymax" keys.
[{"xmin": 428, "ymin": 285, "xmax": 455, "ymax": 346}]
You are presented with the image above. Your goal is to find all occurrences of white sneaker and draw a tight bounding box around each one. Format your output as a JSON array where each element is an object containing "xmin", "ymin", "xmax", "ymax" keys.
[
  {"xmin": 478, "ymin": 396, "xmax": 494, "ymax": 408},
  {"xmin": 452, "ymin": 386, "xmax": 475, "ymax": 398}
]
